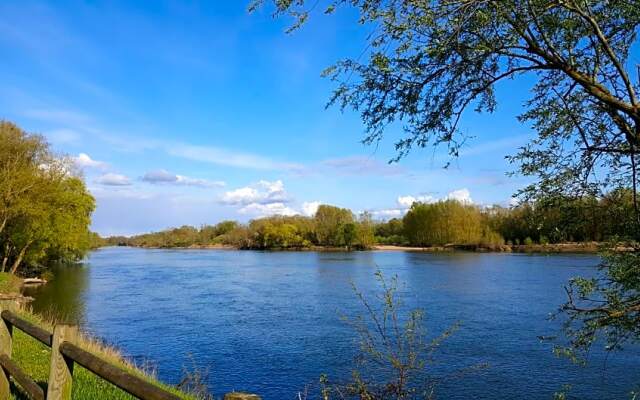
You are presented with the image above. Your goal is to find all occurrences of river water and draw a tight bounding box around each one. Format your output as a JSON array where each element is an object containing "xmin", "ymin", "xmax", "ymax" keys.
[{"xmin": 24, "ymin": 247, "xmax": 639, "ymax": 399}]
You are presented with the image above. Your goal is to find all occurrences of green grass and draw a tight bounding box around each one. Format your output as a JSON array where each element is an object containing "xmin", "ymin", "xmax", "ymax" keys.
[
  {"xmin": 0, "ymin": 272, "xmax": 23, "ymax": 295},
  {"xmin": 7, "ymin": 309, "xmax": 194, "ymax": 400}
]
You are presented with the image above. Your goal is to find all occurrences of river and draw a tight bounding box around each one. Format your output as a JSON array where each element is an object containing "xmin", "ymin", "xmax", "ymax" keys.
[{"xmin": 24, "ymin": 247, "xmax": 639, "ymax": 399}]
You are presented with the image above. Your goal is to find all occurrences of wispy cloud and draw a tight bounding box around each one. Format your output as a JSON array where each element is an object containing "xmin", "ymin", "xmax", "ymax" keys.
[
  {"xmin": 96, "ymin": 173, "xmax": 132, "ymax": 186},
  {"xmin": 45, "ymin": 128, "xmax": 82, "ymax": 144},
  {"xmin": 320, "ymin": 156, "xmax": 405, "ymax": 176},
  {"xmin": 167, "ymin": 143, "xmax": 304, "ymax": 171},
  {"xmin": 22, "ymin": 106, "xmax": 307, "ymax": 172},
  {"xmin": 141, "ymin": 169, "xmax": 225, "ymax": 188}
]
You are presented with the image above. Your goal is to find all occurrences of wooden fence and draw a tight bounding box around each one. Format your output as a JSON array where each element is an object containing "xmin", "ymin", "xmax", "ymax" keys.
[{"xmin": 0, "ymin": 300, "xmax": 184, "ymax": 400}]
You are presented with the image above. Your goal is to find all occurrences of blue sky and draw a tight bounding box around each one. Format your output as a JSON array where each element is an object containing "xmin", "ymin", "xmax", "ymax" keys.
[{"xmin": 0, "ymin": 1, "xmax": 535, "ymax": 236}]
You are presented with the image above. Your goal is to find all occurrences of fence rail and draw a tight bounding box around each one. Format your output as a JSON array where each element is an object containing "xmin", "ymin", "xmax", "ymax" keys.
[{"xmin": 0, "ymin": 300, "xmax": 182, "ymax": 400}]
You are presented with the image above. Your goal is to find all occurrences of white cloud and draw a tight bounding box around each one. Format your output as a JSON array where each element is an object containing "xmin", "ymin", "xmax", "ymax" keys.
[
  {"xmin": 302, "ymin": 201, "xmax": 321, "ymax": 217},
  {"xmin": 141, "ymin": 169, "xmax": 225, "ymax": 188},
  {"xmin": 446, "ymin": 188, "xmax": 473, "ymax": 204},
  {"xmin": 370, "ymin": 208, "xmax": 405, "ymax": 218},
  {"xmin": 96, "ymin": 173, "xmax": 131, "ymax": 186},
  {"xmin": 220, "ymin": 180, "xmax": 288, "ymax": 205},
  {"xmin": 397, "ymin": 194, "xmax": 434, "ymax": 208},
  {"xmin": 238, "ymin": 202, "xmax": 298, "ymax": 217},
  {"xmin": 74, "ymin": 153, "xmax": 107, "ymax": 170}
]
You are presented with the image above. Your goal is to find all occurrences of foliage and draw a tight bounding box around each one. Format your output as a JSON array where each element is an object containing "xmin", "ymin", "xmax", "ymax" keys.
[
  {"xmin": 253, "ymin": 0, "xmax": 640, "ymax": 206},
  {"xmin": 122, "ymin": 207, "xmax": 377, "ymax": 250},
  {"xmin": 315, "ymin": 205, "xmax": 355, "ymax": 247},
  {"xmin": 556, "ymin": 243, "xmax": 640, "ymax": 363},
  {"xmin": 305, "ymin": 271, "xmax": 485, "ymax": 399},
  {"xmin": 115, "ymin": 192, "xmax": 640, "ymax": 251},
  {"xmin": 403, "ymin": 200, "xmax": 495, "ymax": 247},
  {"xmin": 487, "ymin": 191, "xmax": 636, "ymax": 244},
  {"xmin": 0, "ymin": 121, "xmax": 96, "ymax": 275},
  {"xmin": 375, "ymin": 218, "xmax": 406, "ymax": 245},
  {"xmin": 0, "ymin": 272, "xmax": 23, "ymax": 295}
]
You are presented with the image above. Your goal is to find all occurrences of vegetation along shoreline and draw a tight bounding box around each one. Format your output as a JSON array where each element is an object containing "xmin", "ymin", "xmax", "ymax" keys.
[{"xmin": 111, "ymin": 242, "xmax": 600, "ymax": 254}]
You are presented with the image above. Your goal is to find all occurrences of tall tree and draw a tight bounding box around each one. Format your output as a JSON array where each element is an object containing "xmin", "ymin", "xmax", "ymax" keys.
[
  {"xmin": 314, "ymin": 204, "xmax": 355, "ymax": 246},
  {"xmin": 0, "ymin": 121, "xmax": 96, "ymax": 275}
]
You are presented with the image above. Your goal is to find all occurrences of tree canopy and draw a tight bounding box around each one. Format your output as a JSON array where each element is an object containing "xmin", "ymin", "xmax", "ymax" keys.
[{"xmin": 0, "ymin": 121, "xmax": 96, "ymax": 275}]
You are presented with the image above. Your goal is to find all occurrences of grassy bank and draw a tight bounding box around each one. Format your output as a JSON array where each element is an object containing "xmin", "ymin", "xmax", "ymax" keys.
[
  {"xmin": 0, "ymin": 276, "xmax": 192, "ymax": 400},
  {"xmin": 7, "ymin": 308, "xmax": 193, "ymax": 400},
  {"xmin": 0, "ymin": 273, "xmax": 23, "ymax": 295}
]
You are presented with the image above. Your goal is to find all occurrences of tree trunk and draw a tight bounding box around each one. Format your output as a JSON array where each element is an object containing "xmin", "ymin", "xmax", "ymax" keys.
[
  {"xmin": 0, "ymin": 215, "xmax": 6, "ymax": 236},
  {"xmin": 0, "ymin": 243, "xmax": 9, "ymax": 273},
  {"xmin": 9, "ymin": 242, "xmax": 31, "ymax": 275}
]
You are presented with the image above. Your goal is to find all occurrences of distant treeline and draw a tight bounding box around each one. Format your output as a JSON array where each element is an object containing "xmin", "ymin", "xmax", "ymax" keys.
[{"xmin": 104, "ymin": 190, "xmax": 636, "ymax": 250}]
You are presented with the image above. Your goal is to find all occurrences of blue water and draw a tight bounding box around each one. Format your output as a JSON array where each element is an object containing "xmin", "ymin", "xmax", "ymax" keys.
[{"xmin": 27, "ymin": 247, "xmax": 639, "ymax": 399}]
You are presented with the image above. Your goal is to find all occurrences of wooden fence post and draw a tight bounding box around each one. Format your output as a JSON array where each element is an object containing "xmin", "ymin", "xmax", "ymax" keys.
[
  {"xmin": 0, "ymin": 299, "xmax": 15, "ymax": 399},
  {"xmin": 47, "ymin": 324, "xmax": 78, "ymax": 400}
]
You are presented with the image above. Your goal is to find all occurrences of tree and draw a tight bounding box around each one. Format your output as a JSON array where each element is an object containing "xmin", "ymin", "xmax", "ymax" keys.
[
  {"xmin": 313, "ymin": 271, "xmax": 484, "ymax": 400},
  {"xmin": 314, "ymin": 204, "xmax": 354, "ymax": 246},
  {"xmin": 0, "ymin": 122, "xmax": 51, "ymax": 240},
  {"xmin": 252, "ymin": 0, "xmax": 640, "ymax": 372},
  {"xmin": 0, "ymin": 121, "xmax": 95, "ymax": 275},
  {"xmin": 356, "ymin": 211, "xmax": 376, "ymax": 249},
  {"xmin": 403, "ymin": 200, "xmax": 487, "ymax": 246}
]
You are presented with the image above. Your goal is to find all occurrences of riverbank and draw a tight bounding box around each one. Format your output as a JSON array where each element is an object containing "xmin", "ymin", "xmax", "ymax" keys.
[
  {"xmin": 116, "ymin": 241, "xmax": 601, "ymax": 253},
  {"xmin": 375, "ymin": 242, "xmax": 600, "ymax": 253},
  {"xmin": 0, "ymin": 273, "xmax": 193, "ymax": 400}
]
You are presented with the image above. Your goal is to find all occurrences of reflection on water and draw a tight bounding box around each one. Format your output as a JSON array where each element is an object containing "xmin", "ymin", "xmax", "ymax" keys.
[
  {"xmin": 23, "ymin": 263, "xmax": 89, "ymax": 324},
  {"xmin": 27, "ymin": 247, "xmax": 640, "ymax": 400}
]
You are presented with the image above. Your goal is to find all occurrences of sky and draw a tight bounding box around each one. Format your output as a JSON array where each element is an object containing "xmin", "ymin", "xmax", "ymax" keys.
[{"xmin": 0, "ymin": 1, "xmax": 537, "ymax": 236}]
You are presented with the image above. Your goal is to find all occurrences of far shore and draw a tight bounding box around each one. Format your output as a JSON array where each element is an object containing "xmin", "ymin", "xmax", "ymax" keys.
[{"xmin": 104, "ymin": 241, "xmax": 601, "ymax": 254}]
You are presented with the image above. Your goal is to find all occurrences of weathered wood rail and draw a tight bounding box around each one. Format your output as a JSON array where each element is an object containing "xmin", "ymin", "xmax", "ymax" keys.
[{"xmin": 0, "ymin": 300, "xmax": 183, "ymax": 400}]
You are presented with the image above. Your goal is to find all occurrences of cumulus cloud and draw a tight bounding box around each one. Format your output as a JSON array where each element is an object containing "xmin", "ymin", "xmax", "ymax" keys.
[
  {"xmin": 96, "ymin": 173, "xmax": 132, "ymax": 186},
  {"xmin": 220, "ymin": 180, "xmax": 288, "ymax": 205},
  {"xmin": 74, "ymin": 153, "xmax": 107, "ymax": 169},
  {"xmin": 141, "ymin": 169, "xmax": 225, "ymax": 188},
  {"xmin": 446, "ymin": 188, "xmax": 473, "ymax": 204},
  {"xmin": 301, "ymin": 201, "xmax": 321, "ymax": 217},
  {"xmin": 238, "ymin": 202, "xmax": 298, "ymax": 217},
  {"xmin": 397, "ymin": 194, "xmax": 435, "ymax": 208}
]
